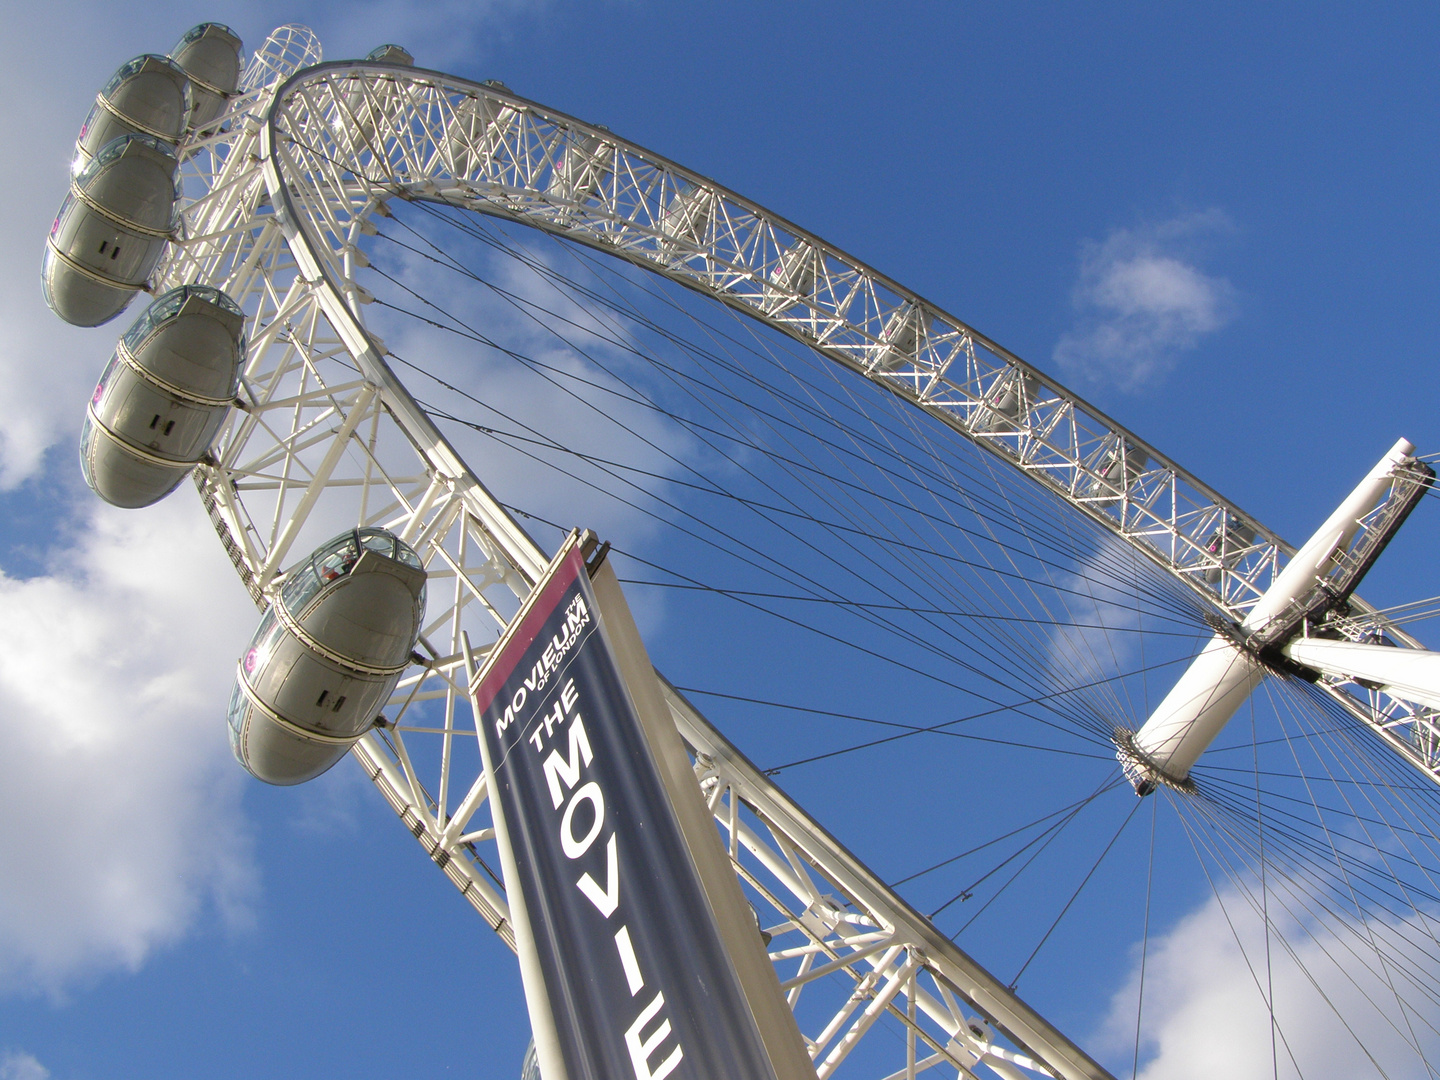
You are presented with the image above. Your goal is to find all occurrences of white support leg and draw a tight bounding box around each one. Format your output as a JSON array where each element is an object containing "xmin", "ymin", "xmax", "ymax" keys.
[
  {"xmin": 1284, "ymin": 638, "xmax": 1440, "ymax": 712},
  {"xmin": 1124, "ymin": 438, "xmax": 1415, "ymax": 789}
]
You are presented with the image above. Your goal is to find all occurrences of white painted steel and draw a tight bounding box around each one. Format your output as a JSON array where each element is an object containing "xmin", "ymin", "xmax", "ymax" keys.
[
  {"xmin": 1127, "ymin": 438, "xmax": 1422, "ymax": 786},
  {"xmin": 1246, "ymin": 437, "xmax": 1415, "ymax": 633},
  {"xmin": 115, "ymin": 26, "xmax": 1438, "ymax": 1080},
  {"xmin": 1122, "ymin": 639, "xmax": 1263, "ymax": 789},
  {"xmin": 1284, "ymin": 639, "xmax": 1440, "ymax": 712}
]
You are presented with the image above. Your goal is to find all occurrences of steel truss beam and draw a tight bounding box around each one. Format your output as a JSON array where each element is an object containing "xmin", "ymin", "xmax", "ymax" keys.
[
  {"xmin": 252, "ymin": 58, "xmax": 1440, "ymax": 782},
  {"xmin": 138, "ymin": 28, "xmax": 1435, "ymax": 1080}
]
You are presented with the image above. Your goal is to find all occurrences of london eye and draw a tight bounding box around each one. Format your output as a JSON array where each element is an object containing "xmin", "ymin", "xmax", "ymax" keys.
[{"xmin": 26, "ymin": 18, "xmax": 1440, "ymax": 1080}]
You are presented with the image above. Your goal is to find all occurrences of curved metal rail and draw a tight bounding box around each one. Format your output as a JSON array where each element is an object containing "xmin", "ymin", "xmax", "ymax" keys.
[
  {"xmin": 255, "ymin": 58, "xmax": 1440, "ymax": 779},
  {"xmin": 138, "ymin": 28, "xmax": 1437, "ymax": 1080}
]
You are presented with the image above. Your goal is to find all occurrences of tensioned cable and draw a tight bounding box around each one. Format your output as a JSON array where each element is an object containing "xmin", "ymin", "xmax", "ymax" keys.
[
  {"xmin": 490, "ymin": 498, "xmax": 1191, "ymax": 759},
  {"xmin": 345, "ymin": 187, "xmax": 1440, "ymax": 1060},
  {"xmin": 397, "ymin": 198, "xmax": 1218, "ymax": 643},
  {"xmin": 384, "ymin": 325, "xmax": 1156, "ymax": 733},
  {"xmin": 362, "ymin": 256, "xmax": 1203, "ymax": 673},
  {"xmin": 624, "ymin": 581, "xmax": 1200, "ymax": 637},
  {"xmin": 380, "ymin": 204, "xmax": 1428, "ymax": 789},
  {"xmin": 1183, "ymin": 785, "xmax": 1417, "ymax": 1061},
  {"xmin": 386, "ymin": 327, "xmax": 1152, "ymax": 751},
  {"xmin": 1182, "ymin": 704, "xmax": 1440, "ymax": 1052},
  {"xmin": 1184, "ymin": 795, "xmax": 1425, "ymax": 1074},
  {"xmin": 1173, "ymin": 802, "xmax": 1308, "ymax": 1078},
  {"xmin": 418, "ymin": 391, "xmax": 1208, "ymax": 730},
  {"xmin": 383, "ymin": 203, "xmax": 1440, "ymax": 800},
  {"xmin": 289, "ymin": 128, "xmax": 1215, "ymax": 702},
  {"xmin": 376, "ymin": 207, "xmax": 1207, "ymax": 632},
  {"xmin": 368, "ymin": 207, "xmax": 1203, "ymax": 766},
  {"xmin": 1255, "ymin": 694, "xmax": 1280, "ymax": 1080},
  {"xmin": 414, "ymin": 201, "xmax": 1215, "ymax": 633},
  {"xmin": 944, "ymin": 776, "xmax": 1127, "ymax": 935},
  {"xmin": 672, "ymin": 686, "xmax": 1113, "ymax": 760},
  {"xmin": 1132, "ymin": 797, "xmax": 1157, "ymax": 1080},
  {"xmin": 1010, "ymin": 795, "xmax": 1143, "ymax": 990},
  {"xmin": 891, "ymin": 789, "xmax": 1119, "ymax": 887},
  {"xmin": 1271, "ymin": 687, "xmax": 1440, "ymax": 1074},
  {"xmin": 371, "ymin": 218, "xmax": 1203, "ymax": 754},
  {"xmin": 457, "ymin": 203, "xmax": 1215, "ymax": 668}
]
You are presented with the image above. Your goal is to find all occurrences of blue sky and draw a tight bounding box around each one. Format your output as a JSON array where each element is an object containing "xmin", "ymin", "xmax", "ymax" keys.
[{"xmin": 1, "ymin": 3, "xmax": 1438, "ymax": 1079}]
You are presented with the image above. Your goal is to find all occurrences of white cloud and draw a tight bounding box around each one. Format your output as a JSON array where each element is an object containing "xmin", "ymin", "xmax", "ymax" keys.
[
  {"xmin": 0, "ymin": 2, "xmax": 550, "ymax": 490},
  {"xmin": 1099, "ymin": 886, "xmax": 1440, "ymax": 1080},
  {"xmin": 0, "ymin": 495, "xmax": 258, "ymax": 995},
  {"xmin": 1046, "ymin": 541, "xmax": 1142, "ymax": 670},
  {"xmin": 1041, "ymin": 533, "xmax": 1171, "ymax": 732},
  {"xmin": 0, "ymin": 0, "xmax": 603, "ymax": 997},
  {"xmin": 0, "ymin": 1051, "xmax": 49, "ymax": 1080},
  {"xmin": 1054, "ymin": 211, "xmax": 1237, "ymax": 391}
]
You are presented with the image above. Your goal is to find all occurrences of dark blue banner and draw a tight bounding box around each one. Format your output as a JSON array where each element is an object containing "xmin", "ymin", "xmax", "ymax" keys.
[{"xmin": 472, "ymin": 544, "xmax": 779, "ymax": 1080}]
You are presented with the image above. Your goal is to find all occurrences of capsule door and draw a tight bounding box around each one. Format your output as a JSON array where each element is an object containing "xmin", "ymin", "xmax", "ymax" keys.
[
  {"xmin": 231, "ymin": 536, "xmax": 426, "ymax": 786},
  {"xmin": 44, "ymin": 135, "xmax": 178, "ymax": 326},
  {"xmin": 170, "ymin": 23, "xmax": 243, "ymax": 131}
]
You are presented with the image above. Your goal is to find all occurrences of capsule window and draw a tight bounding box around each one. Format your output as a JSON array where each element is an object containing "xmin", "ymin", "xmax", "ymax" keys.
[
  {"xmin": 163, "ymin": 420, "xmax": 174, "ymax": 436},
  {"xmin": 241, "ymin": 607, "xmax": 285, "ymax": 675},
  {"xmin": 98, "ymin": 241, "xmax": 108, "ymax": 254},
  {"xmin": 280, "ymin": 564, "xmax": 323, "ymax": 614},
  {"xmin": 315, "ymin": 690, "xmax": 329, "ymax": 707},
  {"xmin": 361, "ymin": 533, "xmax": 394, "ymax": 558},
  {"xmin": 78, "ymin": 415, "xmax": 96, "ymax": 489},
  {"xmin": 331, "ymin": 695, "xmax": 346, "ymax": 712},
  {"xmin": 92, "ymin": 356, "xmax": 120, "ymax": 407},
  {"xmin": 314, "ymin": 535, "xmax": 359, "ymax": 583},
  {"xmin": 226, "ymin": 681, "xmax": 249, "ymax": 735},
  {"xmin": 110, "ymin": 246, "xmax": 120, "ymax": 260},
  {"xmin": 149, "ymin": 414, "xmax": 160, "ymax": 429},
  {"xmin": 318, "ymin": 551, "xmax": 355, "ymax": 582}
]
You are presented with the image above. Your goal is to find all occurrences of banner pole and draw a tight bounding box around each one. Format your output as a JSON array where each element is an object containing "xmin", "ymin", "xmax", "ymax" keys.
[
  {"xmin": 464, "ymin": 627, "xmax": 570, "ymax": 1080},
  {"xmin": 467, "ymin": 530, "xmax": 812, "ymax": 1080},
  {"xmin": 586, "ymin": 554, "xmax": 817, "ymax": 1080}
]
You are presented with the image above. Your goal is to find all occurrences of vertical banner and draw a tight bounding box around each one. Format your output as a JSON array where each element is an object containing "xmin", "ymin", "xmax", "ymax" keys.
[{"xmin": 471, "ymin": 536, "xmax": 781, "ymax": 1080}]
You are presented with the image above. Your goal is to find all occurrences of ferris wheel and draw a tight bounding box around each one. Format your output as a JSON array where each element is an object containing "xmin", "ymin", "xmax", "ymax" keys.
[{"xmin": 45, "ymin": 21, "xmax": 1440, "ymax": 1080}]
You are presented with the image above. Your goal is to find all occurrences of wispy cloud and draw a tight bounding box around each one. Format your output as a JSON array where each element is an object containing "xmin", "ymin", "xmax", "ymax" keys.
[
  {"xmin": 0, "ymin": 1051, "xmax": 49, "ymax": 1080},
  {"xmin": 368, "ymin": 231, "xmax": 696, "ymax": 634},
  {"xmin": 1054, "ymin": 211, "xmax": 1237, "ymax": 391},
  {"xmin": 1098, "ymin": 886, "xmax": 1440, "ymax": 1080}
]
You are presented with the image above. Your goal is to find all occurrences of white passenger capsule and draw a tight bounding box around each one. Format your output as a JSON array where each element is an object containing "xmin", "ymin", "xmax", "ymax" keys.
[
  {"xmin": 170, "ymin": 23, "xmax": 243, "ymax": 132},
  {"xmin": 366, "ymin": 44, "xmax": 413, "ymax": 65},
  {"xmin": 228, "ymin": 529, "xmax": 427, "ymax": 786},
  {"xmin": 81, "ymin": 286, "xmax": 245, "ymax": 508},
  {"xmin": 74, "ymin": 55, "xmax": 192, "ymax": 171},
  {"xmin": 43, "ymin": 134, "xmax": 179, "ymax": 327}
]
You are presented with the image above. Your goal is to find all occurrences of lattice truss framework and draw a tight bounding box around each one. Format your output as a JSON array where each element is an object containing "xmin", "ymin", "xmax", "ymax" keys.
[
  {"xmin": 140, "ymin": 29, "xmax": 1436, "ymax": 1080},
  {"xmin": 251, "ymin": 56, "xmax": 1440, "ymax": 778}
]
